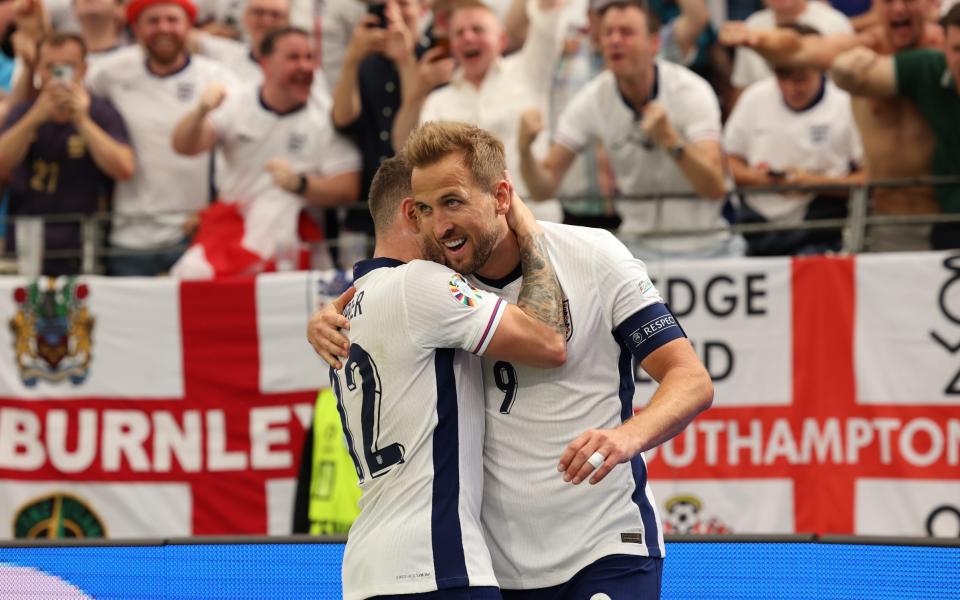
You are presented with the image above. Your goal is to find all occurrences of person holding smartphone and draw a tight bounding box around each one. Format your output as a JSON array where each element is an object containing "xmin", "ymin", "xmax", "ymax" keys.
[
  {"xmin": 724, "ymin": 24, "xmax": 865, "ymax": 256},
  {"xmin": 330, "ymin": 0, "xmax": 440, "ymax": 269},
  {"xmin": 392, "ymin": 0, "xmax": 569, "ymax": 223},
  {"xmin": 0, "ymin": 32, "xmax": 133, "ymax": 275}
]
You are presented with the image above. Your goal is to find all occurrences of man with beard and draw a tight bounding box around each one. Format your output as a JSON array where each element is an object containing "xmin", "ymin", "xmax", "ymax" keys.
[
  {"xmin": 328, "ymin": 153, "xmax": 568, "ymax": 600},
  {"xmin": 830, "ymin": 4, "xmax": 960, "ymax": 249},
  {"xmin": 720, "ymin": 0, "xmax": 944, "ymax": 251},
  {"xmin": 194, "ymin": 0, "xmax": 331, "ymax": 105},
  {"xmin": 170, "ymin": 26, "xmax": 360, "ymax": 277},
  {"xmin": 311, "ymin": 121, "xmax": 714, "ymax": 599},
  {"xmin": 86, "ymin": 0, "xmax": 237, "ymax": 275}
]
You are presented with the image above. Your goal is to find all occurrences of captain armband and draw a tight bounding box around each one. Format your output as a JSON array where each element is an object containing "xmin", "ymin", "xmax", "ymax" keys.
[{"xmin": 615, "ymin": 303, "xmax": 687, "ymax": 362}]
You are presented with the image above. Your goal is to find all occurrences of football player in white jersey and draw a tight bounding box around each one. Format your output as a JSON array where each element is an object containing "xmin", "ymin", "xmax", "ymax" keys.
[
  {"xmin": 330, "ymin": 153, "xmax": 573, "ymax": 600},
  {"xmin": 313, "ymin": 122, "xmax": 713, "ymax": 600}
]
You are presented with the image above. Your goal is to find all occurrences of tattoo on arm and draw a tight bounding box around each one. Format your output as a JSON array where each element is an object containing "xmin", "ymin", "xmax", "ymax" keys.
[{"xmin": 516, "ymin": 232, "xmax": 566, "ymax": 335}]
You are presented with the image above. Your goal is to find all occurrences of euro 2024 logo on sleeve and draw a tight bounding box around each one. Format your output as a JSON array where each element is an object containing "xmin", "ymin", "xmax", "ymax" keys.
[
  {"xmin": 449, "ymin": 273, "xmax": 483, "ymax": 308},
  {"xmin": 9, "ymin": 277, "xmax": 94, "ymax": 387}
]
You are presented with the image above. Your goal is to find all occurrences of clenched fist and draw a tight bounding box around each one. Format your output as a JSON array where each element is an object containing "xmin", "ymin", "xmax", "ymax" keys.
[
  {"xmin": 198, "ymin": 83, "xmax": 228, "ymax": 114},
  {"xmin": 265, "ymin": 158, "xmax": 302, "ymax": 194},
  {"xmin": 640, "ymin": 101, "xmax": 679, "ymax": 149},
  {"xmin": 518, "ymin": 108, "xmax": 544, "ymax": 150}
]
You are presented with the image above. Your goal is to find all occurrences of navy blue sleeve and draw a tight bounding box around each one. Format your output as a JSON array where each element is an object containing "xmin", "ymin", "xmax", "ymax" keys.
[{"xmin": 614, "ymin": 302, "xmax": 687, "ymax": 363}]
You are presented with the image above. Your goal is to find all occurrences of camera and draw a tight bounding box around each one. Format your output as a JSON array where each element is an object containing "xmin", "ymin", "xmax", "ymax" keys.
[{"xmin": 51, "ymin": 64, "xmax": 75, "ymax": 82}]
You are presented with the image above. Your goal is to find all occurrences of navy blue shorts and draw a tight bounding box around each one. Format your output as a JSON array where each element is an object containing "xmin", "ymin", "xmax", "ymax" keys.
[
  {"xmin": 501, "ymin": 555, "xmax": 663, "ymax": 600},
  {"xmin": 370, "ymin": 586, "xmax": 502, "ymax": 600}
]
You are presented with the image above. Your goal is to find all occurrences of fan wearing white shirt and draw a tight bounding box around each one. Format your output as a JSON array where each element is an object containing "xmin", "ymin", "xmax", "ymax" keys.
[
  {"xmin": 85, "ymin": 0, "xmax": 239, "ymax": 275},
  {"xmin": 725, "ymin": 23, "xmax": 864, "ymax": 256},
  {"xmin": 519, "ymin": 0, "xmax": 739, "ymax": 260},
  {"xmin": 392, "ymin": 0, "xmax": 569, "ymax": 223},
  {"xmin": 332, "ymin": 154, "xmax": 569, "ymax": 600},
  {"xmin": 170, "ymin": 26, "xmax": 360, "ymax": 277}
]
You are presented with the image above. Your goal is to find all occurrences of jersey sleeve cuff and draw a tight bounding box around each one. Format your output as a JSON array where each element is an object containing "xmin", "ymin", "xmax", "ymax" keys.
[
  {"xmin": 553, "ymin": 131, "xmax": 585, "ymax": 155},
  {"xmin": 473, "ymin": 298, "xmax": 506, "ymax": 355},
  {"xmin": 615, "ymin": 302, "xmax": 686, "ymax": 362}
]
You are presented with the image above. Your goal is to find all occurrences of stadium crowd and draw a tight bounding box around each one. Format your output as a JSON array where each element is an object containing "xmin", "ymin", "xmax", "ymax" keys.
[{"xmin": 0, "ymin": 0, "xmax": 958, "ymax": 276}]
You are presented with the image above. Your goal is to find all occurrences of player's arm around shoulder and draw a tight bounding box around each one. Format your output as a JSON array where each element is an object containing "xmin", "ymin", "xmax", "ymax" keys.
[
  {"xmin": 482, "ymin": 192, "xmax": 567, "ymax": 369},
  {"xmin": 308, "ymin": 287, "xmax": 356, "ymax": 370}
]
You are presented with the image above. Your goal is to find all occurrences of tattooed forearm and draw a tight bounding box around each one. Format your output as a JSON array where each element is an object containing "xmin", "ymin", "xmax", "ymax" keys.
[{"xmin": 517, "ymin": 231, "xmax": 566, "ymax": 335}]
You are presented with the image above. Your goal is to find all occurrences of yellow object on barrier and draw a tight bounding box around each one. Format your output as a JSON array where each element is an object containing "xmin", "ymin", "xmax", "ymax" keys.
[{"xmin": 308, "ymin": 388, "xmax": 361, "ymax": 536}]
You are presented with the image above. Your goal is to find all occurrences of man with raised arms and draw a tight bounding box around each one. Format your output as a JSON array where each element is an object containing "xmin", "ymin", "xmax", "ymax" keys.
[
  {"xmin": 830, "ymin": 4, "xmax": 960, "ymax": 249},
  {"xmin": 721, "ymin": 0, "xmax": 944, "ymax": 250}
]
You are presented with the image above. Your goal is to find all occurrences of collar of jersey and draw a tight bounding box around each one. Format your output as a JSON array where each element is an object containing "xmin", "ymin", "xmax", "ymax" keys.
[
  {"xmin": 452, "ymin": 56, "xmax": 504, "ymax": 87},
  {"xmin": 258, "ymin": 87, "xmax": 307, "ymax": 116},
  {"xmin": 353, "ymin": 257, "xmax": 405, "ymax": 279},
  {"xmin": 145, "ymin": 54, "xmax": 191, "ymax": 78},
  {"xmin": 782, "ymin": 74, "xmax": 827, "ymax": 113},
  {"xmin": 471, "ymin": 261, "xmax": 522, "ymax": 289},
  {"xmin": 616, "ymin": 63, "xmax": 659, "ymax": 118}
]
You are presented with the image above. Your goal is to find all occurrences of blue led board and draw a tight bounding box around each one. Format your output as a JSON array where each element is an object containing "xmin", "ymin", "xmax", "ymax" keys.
[{"xmin": 0, "ymin": 541, "xmax": 957, "ymax": 599}]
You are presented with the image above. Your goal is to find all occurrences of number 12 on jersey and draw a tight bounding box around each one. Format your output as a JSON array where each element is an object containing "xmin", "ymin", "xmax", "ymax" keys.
[{"xmin": 330, "ymin": 344, "xmax": 405, "ymax": 483}]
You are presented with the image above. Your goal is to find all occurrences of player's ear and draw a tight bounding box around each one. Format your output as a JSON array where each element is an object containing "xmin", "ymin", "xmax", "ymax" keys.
[
  {"xmin": 493, "ymin": 178, "xmax": 512, "ymax": 216},
  {"xmin": 400, "ymin": 197, "xmax": 421, "ymax": 233}
]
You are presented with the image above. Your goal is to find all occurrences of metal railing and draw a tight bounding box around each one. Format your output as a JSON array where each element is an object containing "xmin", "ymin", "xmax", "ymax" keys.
[{"xmin": 1, "ymin": 176, "xmax": 958, "ymax": 275}]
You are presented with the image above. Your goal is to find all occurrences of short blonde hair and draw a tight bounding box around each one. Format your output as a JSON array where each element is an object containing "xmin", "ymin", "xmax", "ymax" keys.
[
  {"xmin": 404, "ymin": 121, "xmax": 506, "ymax": 192},
  {"xmin": 368, "ymin": 154, "xmax": 414, "ymax": 233}
]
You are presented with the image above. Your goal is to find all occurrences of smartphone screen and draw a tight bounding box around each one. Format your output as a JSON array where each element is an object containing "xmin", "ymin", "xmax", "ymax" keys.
[
  {"xmin": 431, "ymin": 36, "xmax": 450, "ymax": 57},
  {"xmin": 367, "ymin": 2, "xmax": 387, "ymax": 28},
  {"xmin": 51, "ymin": 64, "xmax": 75, "ymax": 82}
]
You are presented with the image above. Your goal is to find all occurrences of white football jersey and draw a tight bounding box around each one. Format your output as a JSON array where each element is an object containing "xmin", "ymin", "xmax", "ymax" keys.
[
  {"xmin": 86, "ymin": 50, "xmax": 238, "ymax": 249},
  {"xmin": 724, "ymin": 77, "xmax": 863, "ymax": 223},
  {"xmin": 470, "ymin": 222, "xmax": 682, "ymax": 590},
  {"xmin": 334, "ymin": 258, "xmax": 507, "ymax": 600},
  {"xmin": 208, "ymin": 84, "xmax": 360, "ymax": 257},
  {"xmin": 554, "ymin": 63, "xmax": 728, "ymax": 254}
]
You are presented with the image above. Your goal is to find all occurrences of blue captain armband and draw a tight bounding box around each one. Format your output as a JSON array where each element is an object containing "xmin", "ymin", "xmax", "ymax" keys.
[{"xmin": 615, "ymin": 303, "xmax": 687, "ymax": 362}]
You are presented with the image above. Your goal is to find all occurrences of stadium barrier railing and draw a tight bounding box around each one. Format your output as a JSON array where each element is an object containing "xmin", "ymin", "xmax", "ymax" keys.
[{"xmin": 2, "ymin": 175, "xmax": 959, "ymax": 275}]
